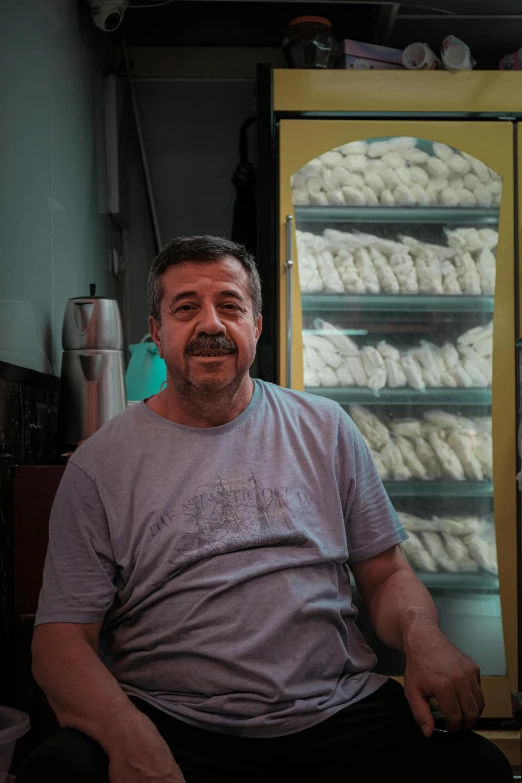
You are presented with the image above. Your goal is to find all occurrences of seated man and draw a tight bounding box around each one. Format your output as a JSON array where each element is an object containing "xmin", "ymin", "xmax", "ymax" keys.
[{"xmin": 18, "ymin": 236, "xmax": 511, "ymax": 783}]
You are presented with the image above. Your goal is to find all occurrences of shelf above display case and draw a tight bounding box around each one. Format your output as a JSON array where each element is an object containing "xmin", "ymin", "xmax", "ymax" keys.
[
  {"xmin": 294, "ymin": 206, "xmax": 500, "ymax": 225},
  {"xmin": 302, "ymin": 294, "xmax": 494, "ymax": 314},
  {"xmin": 384, "ymin": 481, "xmax": 493, "ymax": 498},
  {"xmin": 415, "ymin": 572, "xmax": 499, "ymax": 591},
  {"xmin": 305, "ymin": 387, "xmax": 492, "ymax": 406},
  {"xmin": 351, "ymin": 572, "xmax": 499, "ymax": 592}
]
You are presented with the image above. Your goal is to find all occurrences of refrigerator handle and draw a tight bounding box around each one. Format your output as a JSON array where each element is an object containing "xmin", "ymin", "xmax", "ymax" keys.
[{"xmin": 285, "ymin": 215, "xmax": 293, "ymax": 389}]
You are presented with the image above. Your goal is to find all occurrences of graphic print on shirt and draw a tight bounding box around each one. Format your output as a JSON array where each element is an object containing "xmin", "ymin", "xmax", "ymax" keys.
[{"xmin": 149, "ymin": 472, "xmax": 313, "ymax": 576}]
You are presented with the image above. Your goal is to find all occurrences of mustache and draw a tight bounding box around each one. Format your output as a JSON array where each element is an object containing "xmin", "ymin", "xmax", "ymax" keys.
[{"xmin": 185, "ymin": 335, "xmax": 237, "ymax": 354}]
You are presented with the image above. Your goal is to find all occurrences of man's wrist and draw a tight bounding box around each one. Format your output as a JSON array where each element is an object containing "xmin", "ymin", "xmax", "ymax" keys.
[{"xmin": 400, "ymin": 608, "xmax": 441, "ymax": 655}]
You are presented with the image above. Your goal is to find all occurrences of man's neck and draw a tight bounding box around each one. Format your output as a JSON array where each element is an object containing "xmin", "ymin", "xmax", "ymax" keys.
[{"xmin": 146, "ymin": 376, "xmax": 255, "ymax": 428}]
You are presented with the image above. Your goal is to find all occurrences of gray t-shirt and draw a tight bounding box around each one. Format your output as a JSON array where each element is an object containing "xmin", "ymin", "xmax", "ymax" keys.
[{"xmin": 37, "ymin": 380, "xmax": 406, "ymax": 738}]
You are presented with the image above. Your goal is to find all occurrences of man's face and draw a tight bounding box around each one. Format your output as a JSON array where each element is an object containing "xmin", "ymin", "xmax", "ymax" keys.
[{"xmin": 149, "ymin": 256, "xmax": 262, "ymax": 395}]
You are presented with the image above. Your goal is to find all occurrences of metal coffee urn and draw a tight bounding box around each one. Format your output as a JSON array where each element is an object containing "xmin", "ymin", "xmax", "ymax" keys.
[{"xmin": 59, "ymin": 284, "xmax": 127, "ymax": 450}]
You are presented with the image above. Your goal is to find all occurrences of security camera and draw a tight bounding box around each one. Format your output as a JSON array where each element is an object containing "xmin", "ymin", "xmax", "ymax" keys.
[{"xmin": 88, "ymin": 0, "xmax": 128, "ymax": 32}]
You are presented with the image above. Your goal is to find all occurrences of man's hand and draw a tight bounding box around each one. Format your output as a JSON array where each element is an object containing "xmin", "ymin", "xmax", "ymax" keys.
[
  {"xmin": 106, "ymin": 704, "xmax": 186, "ymax": 782},
  {"xmin": 108, "ymin": 722, "xmax": 186, "ymax": 783},
  {"xmin": 403, "ymin": 620, "xmax": 485, "ymax": 737}
]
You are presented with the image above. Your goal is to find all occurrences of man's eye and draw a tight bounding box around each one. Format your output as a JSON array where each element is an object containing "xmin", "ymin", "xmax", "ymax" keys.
[
  {"xmin": 223, "ymin": 303, "xmax": 240, "ymax": 310},
  {"xmin": 176, "ymin": 304, "xmax": 194, "ymax": 312}
]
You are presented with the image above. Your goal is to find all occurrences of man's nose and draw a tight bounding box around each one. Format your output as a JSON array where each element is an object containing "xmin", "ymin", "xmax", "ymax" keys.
[{"xmin": 197, "ymin": 303, "xmax": 225, "ymax": 333}]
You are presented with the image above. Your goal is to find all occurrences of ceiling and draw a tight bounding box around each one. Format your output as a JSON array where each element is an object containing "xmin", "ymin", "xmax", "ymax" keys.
[{"xmin": 117, "ymin": 0, "xmax": 522, "ymax": 66}]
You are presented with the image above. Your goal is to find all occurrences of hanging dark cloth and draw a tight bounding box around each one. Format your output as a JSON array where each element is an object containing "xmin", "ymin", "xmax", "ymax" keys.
[{"xmin": 231, "ymin": 116, "xmax": 257, "ymax": 252}]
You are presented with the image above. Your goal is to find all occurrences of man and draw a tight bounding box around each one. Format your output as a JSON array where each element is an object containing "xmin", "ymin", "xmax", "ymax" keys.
[{"xmin": 19, "ymin": 236, "xmax": 511, "ymax": 783}]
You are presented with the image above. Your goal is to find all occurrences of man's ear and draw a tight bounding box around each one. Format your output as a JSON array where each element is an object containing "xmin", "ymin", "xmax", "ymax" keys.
[
  {"xmin": 254, "ymin": 314, "xmax": 263, "ymax": 342},
  {"xmin": 148, "ymin": 316, "xmax": 164, "ymax": 358}
]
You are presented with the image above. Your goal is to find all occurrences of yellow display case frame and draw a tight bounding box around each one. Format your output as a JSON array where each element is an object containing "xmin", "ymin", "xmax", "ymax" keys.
[{"xmin": 278, "ymin": 118, "xmax": 517, "ymax": 719}]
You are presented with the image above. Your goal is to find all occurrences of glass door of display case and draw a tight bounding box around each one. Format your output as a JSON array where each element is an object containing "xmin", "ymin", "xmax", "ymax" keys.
[{"xmin": 279, "ymin": 119, "xmax": 517, "ymax": 717}]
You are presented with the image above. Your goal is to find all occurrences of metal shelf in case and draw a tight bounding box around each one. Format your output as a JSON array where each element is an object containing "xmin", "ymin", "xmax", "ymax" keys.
[
  {"xmin": 295, "ymin": 206, "xmax": 500, "ymax": 225},
  {"xmin": 304, "ymin": 387, "xmax": 492, "ymax": 406},
  {"xmin": 302, "ymin": 294, "xmax": 494, "ymax": 315},
  {"xmin": 384, "ymin": 481, "xmax": 493, "ymax": 498}
]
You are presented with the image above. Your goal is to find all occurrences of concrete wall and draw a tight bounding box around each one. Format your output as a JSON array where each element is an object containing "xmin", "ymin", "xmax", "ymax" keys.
[{"xmin": 0, "ymin": 0, "xmax": 120, "ymax": 375}]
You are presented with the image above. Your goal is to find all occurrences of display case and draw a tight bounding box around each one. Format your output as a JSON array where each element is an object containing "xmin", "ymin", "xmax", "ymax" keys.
[{"xmin": 260, "ymin": 83, "xmax": 520, "ymax": 722}]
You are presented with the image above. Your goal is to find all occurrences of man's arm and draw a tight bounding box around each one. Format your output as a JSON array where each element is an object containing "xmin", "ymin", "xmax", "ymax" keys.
[
  {"xmin": 350, "ymin": 545, "xmax": 485, "ymax": 737},
  {"xmin": 32, "ymin": 622, "xmax": 185, "ymax": 782}
]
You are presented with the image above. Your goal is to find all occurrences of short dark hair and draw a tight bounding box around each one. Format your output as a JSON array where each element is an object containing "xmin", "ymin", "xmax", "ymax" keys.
[{"xmin": 148, "ymin": 236, "xmax": 262, "ymax": 322}]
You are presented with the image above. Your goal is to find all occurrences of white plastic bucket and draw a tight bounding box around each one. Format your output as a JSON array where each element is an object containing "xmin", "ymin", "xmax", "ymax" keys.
[{"xmin": 0, "ymin": 707, "xmax": 30, "ymax": 782}]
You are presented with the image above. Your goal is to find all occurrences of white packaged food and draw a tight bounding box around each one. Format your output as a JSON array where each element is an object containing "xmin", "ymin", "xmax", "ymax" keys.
[
  {"xmin": 441, "ymin": 342, "xmax": 460, "ymax": 370},
  {"xmin": 343, "ymin": 155, "xmax": 369, "ymax": 172},
  {"xmin": 377, "ymin": 340, "xmax": 401, "ymax": 361},
  {"xmin": 401, "ymin": 148, "xmax": 430, "ymax": 164},
  {"xmin": 464, "ymin": 533, "xmax": 498, "ymax": 574},
  {"xmin": 447, "ymin": 153, "xmax": 471, "ymax": 174},
  {"xmin": 292, "ymin": 189, "xmax": 310, "ymax": 205},
  {"xmin": 380, "ymin": 168, "xmax": 401, "ymax": 190},
  {"xmin": 322, "ymin": 168, "xmax": 337, "ymax": 190},
  {"xmin": 473, "ymin": 336, "xmax": 493, "ymax": 357},
  {"xmin": 395, "ymin": 435, "xmax": 428, "ymax": 479},
  {"xmin": 401, "ymin": 532, "xmax": 438, "ymax": 572},
  {"xmin": 347, "ymin": 356, "xmax": 368, "ymax": 386},
  {"xmin": 470, "ymin": 158, "xmax": 491, "ymax": 183},
  {"xmin": 432, "ymin": 142, "xmax": 453, "ymax": 161},
  {"xmin": 360, "ymin": 346, "xmax": 385, "ymax": 375},
  {"xmin": 458, "ymin": 346, "xmax": 492, "ymax": 385},
  {"xmin": 427, "ymin": 157, "xmax": 450, "ymax": 178},
  {"xmin": 440, "ymin": 187, "xmax": 460, "ymax": 207},
  {"xmin": 452, "ymin": 364, "xmax": 474, "ymax": 388},
  {"xmin": 342, "ymin": 186, "xmax": 366, "ymax": 206},
  {"xmin": 320, "ymin": 151, "xmax": 344, "ymax": 169},
  {"xmin": 318, "ymin": 366, "xmax": 339, "ymax": 386},
  {"xmin": 447, "ymin": 430, "xmax": 484, "ymax": 481},
  {"xmin": 381, "ymin": 441, "xmax": 412, "ymax": 481},
  {"xmin": 368, "ymin": 368, "xmax": 387, "ymax": 392},
  {"xmin": 442, "ymin": 533, "xmax": 478, "ymax": 572},
  {"xmin": 421, "ymin": 531, "xmax": 459, "ymax": 572},
  {"xmin": 326, "ymin": 188, "xmax": 346, "ymax": 206},
  {"xmin": 474, "ymin": 185, "xmax": 493, "ymax": 208},
  {"xmin": 402, "ymin": 354, "xmax": 426, "ymax": 391},
  {"xmin": 475, "ymin": 248, "xmax": 496, "ymax": 295},
  {"xmin": 398, "ymin": 512, "xmax": 440, "ymax": 533},
  {"xmin": 409, "ymin": 166, "xmax": 430, "ymax": 187},
  {"xmin": 304, "ymin": 346, "xmax": 326, "ymax": 372},
  {"xmin": 367, "ymin": 140, "xmax": 391, "ymax": 158},
  {"xmin": 390, "ymin": 137, "xmax": 416, "ymax": 151},
  {"xmin": 396, "ymin": 167, "xmax": 412, "ymax": 186},
  {"xmin": 339, "ymin": 141, "xmax": 368, "ymax": 156},
  {"xmin": 473, "ymin": 431, "xmax": 493, "ymax": 479},
  {"xmin": 336, "ymin": 362, "xmax": 355, "ymax": 387},
  {"xmin": 386, "ymin": 358, "xmax": 408, "ymax": 388},
  {"xmin": 428, "ymin": 432, "xmax": 465, "ymax": 480},
  {"xmin": 314, "ymin": 318, "xmax": 360, "ymax": 357},
  {"xmin": 361, "ymin": 185, "xmax": 379, "ymax": 206},
  {"xmin": 382, "ymin": 151, "xmax": 405, "ymax": 169},
  {"xmin": 349, "ymin": 405, "xmax": 390, "ymax": 449},
  {"xmin": 310, "ymin": 192, "xmax": 329, "ymax": 206},
  {"xmin": 411, "ymin": 184, "xmax": 430, "ymax": 206},
  {"xmin": 457, "ymin": 187, "xmax": 477, "ymax": 208},
  {"xmin": 304, "ymin": 369, "xmax": 320, "ymax": 387},
  {"xmin": 380, "ymin": 189, "xmax": 395, "ymax": 206},
  {"xmin": 391, "ymin": 419, "xmax": 423, "ymax": 438},
  {"xmin": 364, "ymin": 171, "xmax": 385, "ymax": 196},
  {"xmin": 414, "ymin": 437, "xmax": 443, "ymax": 479}
]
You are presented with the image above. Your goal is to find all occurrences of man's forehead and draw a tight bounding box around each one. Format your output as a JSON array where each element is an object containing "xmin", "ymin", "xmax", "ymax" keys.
[{"xmin": 164, "ymin": 257, "xmax": 249, "ymax": 289}]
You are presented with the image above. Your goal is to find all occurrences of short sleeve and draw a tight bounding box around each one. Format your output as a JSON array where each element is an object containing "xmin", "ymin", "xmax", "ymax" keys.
[
  {"xmin": 35, "ymin": 462, "xmax": 117, "ymax": 626},
  {"xmin": 336, "ymin": 409, "xmax": 407, "ymax": 563}
]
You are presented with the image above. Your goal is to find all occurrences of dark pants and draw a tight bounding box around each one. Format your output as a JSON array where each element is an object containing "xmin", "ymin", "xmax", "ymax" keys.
[{"xmin": 16, "ymin": 680, "xmax": 512, "ymax": 783}]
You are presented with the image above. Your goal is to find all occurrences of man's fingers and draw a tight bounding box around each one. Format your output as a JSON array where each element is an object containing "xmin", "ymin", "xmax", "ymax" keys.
[
  {"xmin": 436, "ymin": 691, "xmax": 463, "ymax": 733},
  {"xmin": 470, "ymin": 678, "xmax": 485, "ymax": 716},
  {"xmin": 405, "ymin": 687, "xmax": 434, "ymax": 738},
  {"xmin": 457, "ymin": 689, "xmax": 480, "ymax": 730}
]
